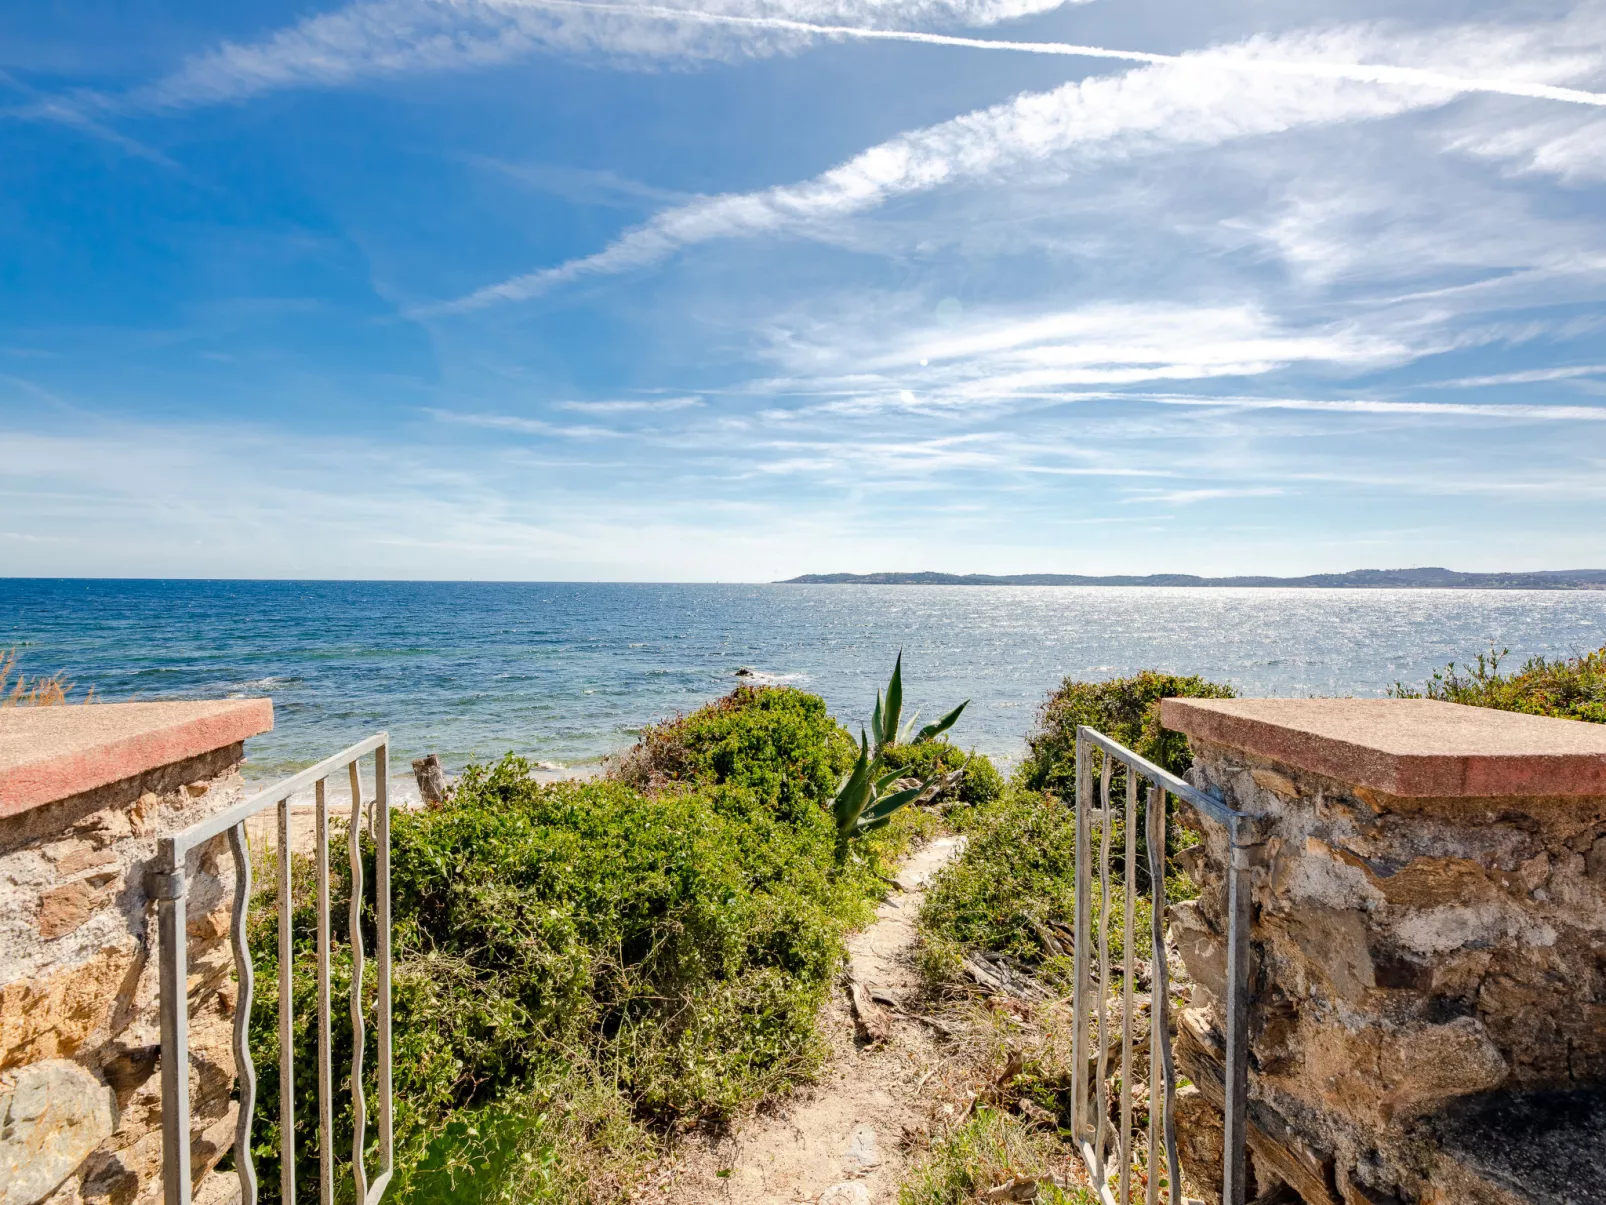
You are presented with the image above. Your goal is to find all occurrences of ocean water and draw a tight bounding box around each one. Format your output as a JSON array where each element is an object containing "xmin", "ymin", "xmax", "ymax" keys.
[{"xmin": 3, "ymin": 580, "xmax": 1604, "ymax": 797}]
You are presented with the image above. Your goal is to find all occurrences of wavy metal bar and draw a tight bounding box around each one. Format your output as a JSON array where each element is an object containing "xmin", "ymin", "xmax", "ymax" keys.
[
  {"xmin": 154, "ymin": 735, "xmax": 391, "ymax": 1205},
  {"xmin": 1146, "ymin": 786, "xmax": 1180, "ymax": 1205},
  {"xmin": 1071, "ymin": 734, "xmax": 1091, "ymax": 1141},
  {"xmin": 315, "ymin": 779, "xmax": 334, "ymax": 1205},
  {"xmin": 278, "ymin": 797, "xmax": 296, "ymax": 1205},
  {"xmin": 348, "ymin": 762, "xmax": 369, "ymax": 1205},
  {"xmin": 1076, "ymin": 726, "xmax": 1241, "ymax": 828},
  {"xmin": 171, "ymin": 733, "xmax": 388, "ymax": 859},
  {"xmin": 228, "ymin": 822, "xmax": 259, "ymax": 1205},
  {"xmin": 1094, "ymin": 754, "xmax": 1113, "ymax": 1183},
  {"xmin": 366, "ymin": 743, "xmax": 394, "ymax": 1205},
  {"xmin": 1119, "ymin": 770, "xmax": 1137, "ymax": 1205}
]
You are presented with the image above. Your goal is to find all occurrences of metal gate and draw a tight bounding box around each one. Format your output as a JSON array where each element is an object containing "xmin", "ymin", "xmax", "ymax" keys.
[
  {"xmin": 1070, "ymin": 725, "xmax": 1255, "ymax": 1205},
  {"xmin": 148, "ymin": 733, "xmax": 394, "ymax": 1205}
]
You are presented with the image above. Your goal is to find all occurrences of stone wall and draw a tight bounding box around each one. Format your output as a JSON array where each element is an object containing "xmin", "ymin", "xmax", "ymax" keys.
[
  {"xmin": 1159, "ymin": 699, "xmax": 1606, "ymax": 1205},
  {"xmin": 1, "ymin": 701, "xmax": 271, "ymax": 1205}
]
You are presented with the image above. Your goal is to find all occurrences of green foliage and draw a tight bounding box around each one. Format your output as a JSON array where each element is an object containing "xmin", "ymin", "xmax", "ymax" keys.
[
  {"xmin": 611, "ymin": 684, "xmax": 858, "ymax": 823},
  {"xmin": 833, "ymin": 654, "xmax": 971, "ymax": 851},
  {"xmin": 1016, "ymin": 670, "xmax": 1236, "ymax": 799},
  {"xmin": 248, "ymin": 687, "xmax": 904, "ymax": 1205},
  {"xmin": 877, "ymin": 739, "xmax": 1004, "ymax": 810},
  {"xmin": 1390, "ymin": 644, "xmax": 1606, "ymax": 723},
  {"xmin": 871, "ymin": 650, "xmax": 968, "ymax": 755},
  {"xmin": 897, "ymin": 1108, "xmax": 1095, "ymax": 1205}
]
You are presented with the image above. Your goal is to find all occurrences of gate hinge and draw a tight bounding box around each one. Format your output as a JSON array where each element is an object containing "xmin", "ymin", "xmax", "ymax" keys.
[{"xmin": 143, "ymin": 869, "xmax": 186, "ymax": 900}]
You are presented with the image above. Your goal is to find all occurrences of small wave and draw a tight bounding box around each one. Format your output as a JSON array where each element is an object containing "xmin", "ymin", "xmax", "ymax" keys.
[{"xmin": 734, "ymin": 669, "xmax": 809, "ymax": 686}]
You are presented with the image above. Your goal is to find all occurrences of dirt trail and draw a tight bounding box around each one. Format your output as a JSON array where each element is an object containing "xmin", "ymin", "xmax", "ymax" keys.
[{"xmin": 651, "ymin": 835, "xmax": 966, "ymax": 1205}]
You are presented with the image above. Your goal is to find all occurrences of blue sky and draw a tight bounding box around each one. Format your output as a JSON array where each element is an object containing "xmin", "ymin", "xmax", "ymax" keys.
[{"xmin": 3, "ymin": 0, "xmax": 1605, "ymax": 580}]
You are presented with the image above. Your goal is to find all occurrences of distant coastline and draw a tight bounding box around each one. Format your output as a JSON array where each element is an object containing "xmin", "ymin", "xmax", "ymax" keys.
[{"xmin": 779, "ymin": 567, "xmax": 1606, "ymax": 590}]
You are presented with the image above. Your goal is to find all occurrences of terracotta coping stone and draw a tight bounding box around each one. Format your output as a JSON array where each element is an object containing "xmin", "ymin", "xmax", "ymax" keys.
[
  {"xmin": 0, "ymin": 699, "xmax": 274, "ymax": 818},
  {"xmin": 1159, "ymin": 697, "xmax": 1606, "ymax": 798}
]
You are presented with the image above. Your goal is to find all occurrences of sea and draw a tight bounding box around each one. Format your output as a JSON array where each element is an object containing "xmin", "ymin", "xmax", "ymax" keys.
[{"xmin": 4, "ymin": 579, "xmax": 1604, "ymax": 800}]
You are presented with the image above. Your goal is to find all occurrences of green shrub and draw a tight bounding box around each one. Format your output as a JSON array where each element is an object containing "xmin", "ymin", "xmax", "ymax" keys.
[
  {"xmin": 1017, "ymin": 671, "xmax": 1236, "ymax": 799},
  {"xmin": 877, "ymin": 740, "xmax": 1004, "ymax": 811},
  {"xmin": 610, "ymin": 684, "xmax": 858, "ymax": 822},
  {"xmin": 898, "ymin": 1108, "xmax": 1094, "ymax": 1205},
  {"xmin": 247, "ymin": 687, "xmax": 906, "ymax": 1205},
  {"xmin": 1390, "ymin": 645, "xmax": 1606, "ymax": 722}
]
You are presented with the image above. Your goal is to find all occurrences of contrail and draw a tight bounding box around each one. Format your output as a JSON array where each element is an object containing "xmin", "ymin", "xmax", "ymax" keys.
[{"xmin": 514, "ymin": 0, "xmax": 1606, "ymax": 107}]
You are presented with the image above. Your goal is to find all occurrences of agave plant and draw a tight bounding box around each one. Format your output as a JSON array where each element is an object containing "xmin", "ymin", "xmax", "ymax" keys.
[{"xmin": 832, "ymin": 652, "xmax": 968, "ymax": 853}]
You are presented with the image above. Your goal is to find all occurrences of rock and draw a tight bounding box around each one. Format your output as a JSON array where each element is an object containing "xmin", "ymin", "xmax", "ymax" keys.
[
  {"xmin": 842, "ymin": 1125, "xmax": 880, "ymax": 1170},
  {"xmin": 1380, "ymin": 1017, "xmax": 1508, "ymax": 1116},
  {"xmin": 1251, "ymin": 769, "xmax": 1300, "ymax": 799},
  {"xmin": 982, "ymin": 1176, "xmax": 1040, "ymax": 1202},
  {"xmin": 0, "ymin": 1059, "xmax": 117, "ymax": 1205},
  {"xmin": 1174, "ymin": 1083, "xmax": 1225, "ymax": 1205},
  {"xmin": 1, "ymin": 946, "xmax": 135, "ymax": 1068},
  {"xmin": 818, "ymin": 1184, "xmax": 869, "ymax": 1205},
  {"xmin": 411, "ymin": 755, "xmax": 449, "ymax": 807},
  {"xmin": 1169, "ymin": 899, "xmax": 1227, "ymax": 1003},
  {"xmin": 1587, "ymin": 836, "xmax": 1606, "ymax": 883},
  {"xmin": 1278, "ymin": 907, "xmax": 1375, "ymax": 1005},
  {"xmin": 37, "ymin": 875, "xmax": 121, "ymax": 941}
]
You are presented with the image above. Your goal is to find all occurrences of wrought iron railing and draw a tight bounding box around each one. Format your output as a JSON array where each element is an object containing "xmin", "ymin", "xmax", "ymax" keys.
[
  {"xmin": 1071, "ymin": 726, "xmax": 1255, "ymax": 1205},
  {"xmin": 149, "ymin": 734, "xmax": 394, "ymax": 1205}
]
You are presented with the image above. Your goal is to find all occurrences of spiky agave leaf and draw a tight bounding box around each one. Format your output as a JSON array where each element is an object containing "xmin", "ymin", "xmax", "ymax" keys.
[
  {"xmin": 871, "ymin": 689, "xmax": 885, "ymax": 752},
  {"xmin": 879, "ymin": 651, "xmax": 904, "ymax": 755},
  {"xmin": 914, "ymin": 700, "xmax": 969, "ymax": 744},
  {"xmin": 855, "ymin": 780, "xmax": 929, "ymax": 830},
  {"xmin": 832, "ymin": 730, "xmax": 877, "ymax": 840}
]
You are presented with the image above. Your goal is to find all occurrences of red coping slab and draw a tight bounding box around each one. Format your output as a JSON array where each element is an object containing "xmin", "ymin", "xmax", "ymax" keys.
[
  {"xmin": 1160, "ymin": 697, "xmax": 1606, "ymax": 798},
  {"xmin": 0, "ymin": 699, "xmax": 274, "ymax": 818}
]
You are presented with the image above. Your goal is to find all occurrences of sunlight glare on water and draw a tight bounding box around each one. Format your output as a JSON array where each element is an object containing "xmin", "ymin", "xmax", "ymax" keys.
[{"xmin": 4, "ymin": 580, "xmax": 1603, "ymax": 789}]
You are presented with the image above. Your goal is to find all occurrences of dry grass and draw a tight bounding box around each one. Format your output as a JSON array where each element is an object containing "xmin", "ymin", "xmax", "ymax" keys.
[
  {"xmin": 897, "ymin": 989, "xmax": 1186, "ymax": 1205},
  {"xmin": 0, "ymin": 648, "xmax": 90, "ymax": 707}
]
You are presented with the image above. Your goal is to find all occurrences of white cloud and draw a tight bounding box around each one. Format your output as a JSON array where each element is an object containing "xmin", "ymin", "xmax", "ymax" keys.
[
  {"xmin": 436, "ymin": 9, "xmax": 1606, "ymax": 313},
  {"xmin": 436, "ymin": 48, "xmax": 1447, "ymax": 310},
  {"xmin": 126, "ymin": 0, "xmax": 1080, "ymax": 113},
  {"xmin": 426, "ymin": 407, "xmax": 622, "ymax": 437},
  {"xmin": 1429, "ymin": 364, "xmax": 1606, "ymax": 387},
  {"xmin": 555, "ymin": 395, "xmax": 704, "ymax": 412}
]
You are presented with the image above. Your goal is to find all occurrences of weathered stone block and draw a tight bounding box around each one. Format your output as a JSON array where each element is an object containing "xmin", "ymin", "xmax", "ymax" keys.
[
  {"xmin": 0, "ymin": 1060, "xmax": 116, "ymax": 1205},
  {"xmin": 1160, "ymin": 698, "xmax": 1606, "ymax": 1205}
]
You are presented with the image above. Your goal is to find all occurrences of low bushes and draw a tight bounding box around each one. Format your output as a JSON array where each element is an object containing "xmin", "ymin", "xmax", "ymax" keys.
[
  {"xmin": 1016, "ymin": 670, "xmax": 1235, "ymax": 800},
  {"xmin": 246, "ymin": 686, "xmax": 916, "ymax": 1205},
  {"xmin": 1391, "ymin": 644, "xmax": 1606, "ymax": 722},
  {"xmin": 918, "ymin": 671, "xmax": 1231, "ymax": 992},
  {"xmin": 898, "ymin": 1108, "xmax": 1093, "ymax": 1205}
]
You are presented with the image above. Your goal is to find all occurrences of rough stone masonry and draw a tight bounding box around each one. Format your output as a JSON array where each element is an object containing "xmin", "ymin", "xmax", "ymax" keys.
[
  {"xmin": 1159, "ymin": 697, "xmax": 1606, "ymax": 1205},
  {"xmin": 0, "ymin": 700, "xmax": 272, "ymax": 1205}
]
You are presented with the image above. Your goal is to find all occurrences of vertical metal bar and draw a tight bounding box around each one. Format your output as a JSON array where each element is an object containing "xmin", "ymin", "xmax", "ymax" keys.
[
  {"xmin": 278, "ymin": 798, "xmax": 296, "ymax": 1205},
  {"xmin": 1146, "ymin": 787, "xmax": 1178, "ymax": 1205},
  {"xmin": 157, "ymin": 839, "xmax": 192, "ymax": 1205},
  {"xmin": 1071, "ymin": 731, "xmax": 1091, "ymax": 1141},
  {"xmin": 348, "ymin": 762, "xmax": 369, "ymax": 1205},
  {"xmin": 316, "ymin": 779, "xmax": 334, "ymax": 1205},
  {"xmin": 1119, "ymin": 767, "xmax": 1137, "ymax": 1205},
  {"xmin": 372, "ymin": 743, "xmax": 394, "ymax": 1201},
  {"xmin": 228, "ymin": 823, "xmax": 259, "ymax": 1205},
  {"xmin": 1222, "ymin": 816, "xmax": 1252, "ymax": 1205},
  {"xmin": 1094, "ymin": 755, "xmax": 1114, "ymax": 1181}
]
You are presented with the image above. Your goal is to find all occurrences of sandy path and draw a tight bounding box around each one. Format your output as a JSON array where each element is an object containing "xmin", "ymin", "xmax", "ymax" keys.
[{"xmin": 650, "ymin": 835, "xmax": 966, "ymax": 1205}]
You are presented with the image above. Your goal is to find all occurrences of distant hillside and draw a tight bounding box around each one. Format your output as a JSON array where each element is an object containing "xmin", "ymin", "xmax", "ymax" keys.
[{"xmin": 779, "ymin": 568, "xmax": 1606, "ymax": 589}]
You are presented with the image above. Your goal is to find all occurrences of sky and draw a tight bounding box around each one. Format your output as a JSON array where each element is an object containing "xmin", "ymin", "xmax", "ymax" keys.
[{"xmin": 2, "ymin": 0, "xmax": 1605, "ymax": 581}]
